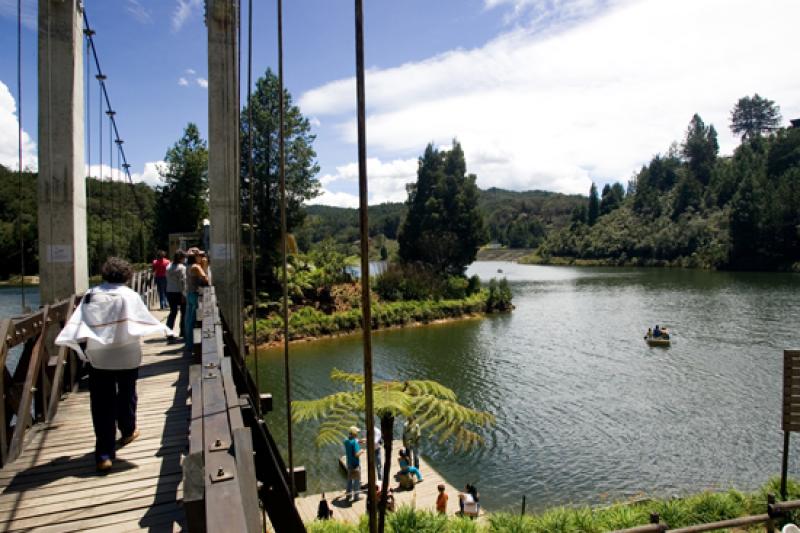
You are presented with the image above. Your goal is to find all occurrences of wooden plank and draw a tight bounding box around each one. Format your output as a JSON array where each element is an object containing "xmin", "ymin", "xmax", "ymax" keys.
[
  {"xmin": 233, "ymin": 426, "xmax": 260, "ymax": 533},
  {"xmin": 7, "ymin": 310, "xmax": 46, "ymax": 347}
]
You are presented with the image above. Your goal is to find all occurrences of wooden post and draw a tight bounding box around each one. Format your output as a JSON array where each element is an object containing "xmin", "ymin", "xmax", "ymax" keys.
[
  {"xmin": 521, "ymin": 495, "xmax": 526, "ymax": 516},
  {"xmin": 782, "ymin": 432, "xmax": 790, "ymax": 501},
  {"xmin": 0, "ymin": 319, "xmax": 12, "ymax": 465},
  {"xmin": 7, "ymin": 305, "xmax": 50, "ymax": 463},
  {"xmin": 767, "ymin": 493, "xmax": 775, "ymax": 533}
]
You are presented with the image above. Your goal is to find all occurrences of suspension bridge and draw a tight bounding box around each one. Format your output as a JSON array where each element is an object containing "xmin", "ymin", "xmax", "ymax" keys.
[{"xmin": 2, "ymin": 0, "xmax": 384, "ymax": 531}]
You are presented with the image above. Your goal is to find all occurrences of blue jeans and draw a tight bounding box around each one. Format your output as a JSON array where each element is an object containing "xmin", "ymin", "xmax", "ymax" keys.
[
  {"xmin": 346, "ymin": 467, "xmax": 361, "ymax": 499},
  {"xmin": 184, "ymin": 292, "xmax": 198, "ymax": 354},
  {"xmin": 155, "ymin": 277, "xmax": 168, "ymax": 309},
  {"xmin": 376, "ymin": 447, "xmax": 382, "ymax": 480}
]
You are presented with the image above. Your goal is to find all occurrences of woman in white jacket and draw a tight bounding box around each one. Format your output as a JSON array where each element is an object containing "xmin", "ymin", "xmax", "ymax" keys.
[{"xmin": 56, "ymin": 258, "xmax": 170, "ymax": 471}]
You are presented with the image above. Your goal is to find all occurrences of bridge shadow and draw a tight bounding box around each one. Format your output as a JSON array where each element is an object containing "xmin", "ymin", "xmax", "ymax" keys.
[{"xmin": 0, "ymin": 347, "xmax": 190, "ymax": 530}]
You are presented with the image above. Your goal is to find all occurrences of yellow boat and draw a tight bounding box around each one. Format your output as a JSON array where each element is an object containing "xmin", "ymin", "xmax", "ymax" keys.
[{"xmin": 645, "ymin": 335, "xmax": 671, "ymax": 347}]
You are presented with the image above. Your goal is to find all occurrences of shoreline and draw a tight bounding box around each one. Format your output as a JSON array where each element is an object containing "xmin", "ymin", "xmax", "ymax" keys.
[{"xmin": 253, "ymin": 312, "xmax": 487, "ymax": 350}]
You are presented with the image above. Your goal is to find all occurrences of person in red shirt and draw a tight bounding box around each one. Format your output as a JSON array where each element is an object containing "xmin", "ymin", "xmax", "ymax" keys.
[
  {"xmin": 436, "ymin": 484, "xmax": 448, "ymax": 514},
  {"xmin": 151, "ymin": 250, "xmax": 171, "ymax": 310}
]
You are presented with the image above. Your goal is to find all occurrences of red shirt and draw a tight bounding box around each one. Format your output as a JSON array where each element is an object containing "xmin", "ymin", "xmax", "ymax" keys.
[{"xmin": 152, "ymin": 258, "xmax": 170, "ymax": 278}]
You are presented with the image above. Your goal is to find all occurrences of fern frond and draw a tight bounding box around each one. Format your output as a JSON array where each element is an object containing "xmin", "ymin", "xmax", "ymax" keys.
[
  {"xmin": 330, "ymin": 368, "xmax": 364, "ymax": 386},
  {"xmin": 404, "ymin": 379, "xmax": 457, "ymax": 401},
  {"xmin": 292, "ymin": 391, "xmax": 360, "ymax": 423},
  {"xmin": 316, "ymin": 412, "xmax": 361, "ymax": 447}
]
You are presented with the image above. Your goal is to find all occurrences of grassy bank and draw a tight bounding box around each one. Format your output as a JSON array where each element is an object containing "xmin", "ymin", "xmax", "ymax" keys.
[
  {"xmin": 306, "ymin": 478, "xmax": 800, "ymax": 532},
  {"xmin": 254, "ymin": 291, "xmax": 493, "ymax": 344}
]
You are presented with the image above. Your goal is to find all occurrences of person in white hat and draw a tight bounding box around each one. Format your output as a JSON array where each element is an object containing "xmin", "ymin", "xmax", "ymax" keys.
[{"xmin": 343, "ymin": 426, "xmax": 363, "ymax": 501}]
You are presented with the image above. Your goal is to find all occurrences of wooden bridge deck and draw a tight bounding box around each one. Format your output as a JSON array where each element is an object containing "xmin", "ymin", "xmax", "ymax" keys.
[{"xmin": 0, "ymin": 310, "xmax": 189, "ymax": 532}]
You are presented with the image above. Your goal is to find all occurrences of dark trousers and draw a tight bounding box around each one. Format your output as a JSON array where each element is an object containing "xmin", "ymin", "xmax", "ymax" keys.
[
  {"xmin": 155, "ymin": 277, "xmax": 168, "ymax": 309},
  {"xmin": 166, "ymin": 292, "xmax": 185, "ymax": 337},
  {"xmin": 89, "ymin": 367, "xmax": 138, "ymax": 461}
]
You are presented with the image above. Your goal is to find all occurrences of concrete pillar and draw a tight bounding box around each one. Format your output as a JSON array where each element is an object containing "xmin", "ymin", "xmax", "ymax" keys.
[
  {"xmin": 38, "ymin": 0, "xmax": 88, "ymax": 304},
  {"xmin": 207, "ymin": 0, "xmax": 243, "ymax": 348}
]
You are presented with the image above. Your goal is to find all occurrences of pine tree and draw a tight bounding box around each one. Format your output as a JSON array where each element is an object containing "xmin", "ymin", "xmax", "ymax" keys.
[
  {"xmin": 398, "ymin": 141, "xmax": 486, "ymax": 275},
  {"xmin": 240, "ymin": 69, "xmax": 320, "ymax": 291},
  {"xmin": 587, "ymin": 183, "xmax": 600, "ymax": 226},
  {"xmin": 682, "ymin": 114, "xmax": 718, "ymax": 186},
  {"xmin": 730, "ymin": 94, "xmax": 782, "ymax": 141},
  {"xmin": 153, "ymin": 123, "xmax": 208, "ymax": 249}
]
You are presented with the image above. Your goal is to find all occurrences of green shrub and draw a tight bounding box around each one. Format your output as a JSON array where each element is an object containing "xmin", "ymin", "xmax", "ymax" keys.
[{"xmin": 388, "ymin": 506, "xmax": 448, "ymax": 532}]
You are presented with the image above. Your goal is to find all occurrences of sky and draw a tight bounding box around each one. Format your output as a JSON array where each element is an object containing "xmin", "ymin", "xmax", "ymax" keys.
[{"xmin": 0, "ymin": 0, "xmax": 799, "ymax": 206}]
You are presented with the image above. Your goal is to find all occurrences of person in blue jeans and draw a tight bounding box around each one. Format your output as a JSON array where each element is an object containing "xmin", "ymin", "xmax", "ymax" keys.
[
  {"xmin": 343, "ymin": 426, "xmax": 363, "ymax": 501},
  {"xmin": 184, "ymin": 253, "xmax": 209, "ymax": 356}
]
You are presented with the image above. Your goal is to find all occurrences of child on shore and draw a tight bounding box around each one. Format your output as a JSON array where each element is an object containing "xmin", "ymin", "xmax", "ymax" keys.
[{"xmin": 436, "ymin": 484, "xmax": 448, "ymax": 514}]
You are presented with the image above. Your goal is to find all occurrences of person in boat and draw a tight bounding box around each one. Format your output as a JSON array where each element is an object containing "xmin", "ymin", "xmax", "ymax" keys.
[
  {"xmin": 661, "ymin": 327, "xmax": 670, "ymax": 340},
  {"xmin": 646, "ymin": 327, "xmax": 652, "ymax": 339},
  {"xmin": 653, "ymin": 325, "xmax": 662, "ymax": 338}
]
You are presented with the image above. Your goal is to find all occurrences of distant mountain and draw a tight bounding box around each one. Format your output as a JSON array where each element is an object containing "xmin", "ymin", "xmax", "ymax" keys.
[{"xmin": 296, "ymin": 187, "xmax": 586, "ymax": 251}]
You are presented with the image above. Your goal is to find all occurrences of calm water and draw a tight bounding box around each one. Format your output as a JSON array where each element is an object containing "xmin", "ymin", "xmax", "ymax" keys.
[
  {"xmin": 257, "ymin": 262, "xmax": 800, "ymax": 511},
  {"xmin": 0, "ymin": 286, "xmax": 39, "ymax": 319}
]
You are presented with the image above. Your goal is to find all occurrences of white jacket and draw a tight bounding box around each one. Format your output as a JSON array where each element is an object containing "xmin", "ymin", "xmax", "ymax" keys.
[{"xmin": 55, "ymin": 283, "xmax": 170, "ymax": 369}]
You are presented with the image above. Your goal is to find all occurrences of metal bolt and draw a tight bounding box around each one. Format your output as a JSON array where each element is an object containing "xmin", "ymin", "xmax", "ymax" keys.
[{"xmin": 217, "ymin": 467, "xmax": 225, "ymax": 477}]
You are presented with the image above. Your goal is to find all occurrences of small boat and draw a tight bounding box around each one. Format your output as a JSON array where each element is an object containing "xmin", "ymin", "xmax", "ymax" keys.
[{"xmin": 644, "ymin": 335, "xmax": 671, "ymax": 347}]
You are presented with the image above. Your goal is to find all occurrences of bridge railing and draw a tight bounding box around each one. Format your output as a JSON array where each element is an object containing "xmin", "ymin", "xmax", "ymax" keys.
[
  {"xmin": 0, "ymin": 269, "xmax": 156, "ymax": 468},
  {"xmin": 611, "ymin": 494, "xmax": 800, "ymax": 533},
  {"xmin": 184, "ymin": 286, "xmax": 305, "ymax": 532}
]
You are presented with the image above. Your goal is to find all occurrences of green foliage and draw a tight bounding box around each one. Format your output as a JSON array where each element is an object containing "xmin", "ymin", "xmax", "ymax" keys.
[
  {"xmin": 599, "ymin": 183, "xmax": 625, "ymax": 216},
  {"xmin": 730, "ymin": 93, "xmax": 782, "ymax": 141},
  {"xmin": 587, "ymin": 183, "xmax": 600, "ymax": 226},
  {"xmin": 0, "ymin": 166, "xmax": 37, "ymax": 279},
  {"xmin": 485, "ymin": 278, "xmax": 513, "ymax": 312},
  {"xmin": 153, "ymin": 123, "xmax": 208, "ymax": 249},
  {"xmin": 256, "ymin": 291, "xmax": 489, "ymax": 344},
  {"xmin": 373, "ymin": 263, "xmax": 482, "ymax": 302},
  {"xmin": 292, "ymin": 368, "xmax": 494, "ymax": 450},
  {"xmin": 240, "ymin": 68, "xmax": 320, "ymax": 294},
  {"xmin": 398, "ymin": 141, "xmax": 487, "ymax": 275},
  {"xmin": 537, "ymin": 97, "xmax": 800, "ymax": 271}
]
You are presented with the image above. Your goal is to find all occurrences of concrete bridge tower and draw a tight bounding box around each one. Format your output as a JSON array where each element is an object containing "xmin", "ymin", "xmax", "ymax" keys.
[{"xmin": 37, "ymin": 0, "xmax": 88, "ymax": 303}]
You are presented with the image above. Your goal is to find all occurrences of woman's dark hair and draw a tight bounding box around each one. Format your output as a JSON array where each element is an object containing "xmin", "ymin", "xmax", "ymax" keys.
[
  {"xmin": 101, "ymin": 257, "xmax": 133, "ymax": 284},
  {"xmin": 173, "ymin": 250, "xmax": 186, "ymax": 262},
  {"xmin": 187, "ymin": 254, "xmax": 197, "ymax": 265}
]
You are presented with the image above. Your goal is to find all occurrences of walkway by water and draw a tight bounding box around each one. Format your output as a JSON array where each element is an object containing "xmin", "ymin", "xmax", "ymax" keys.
[
  {"xmin": 295, "ymin": 441, "xmax": 465, "ymax": 524},
  {"xmin": 0, "ymin": 310, "xmax": 189, "ymax": 532}
]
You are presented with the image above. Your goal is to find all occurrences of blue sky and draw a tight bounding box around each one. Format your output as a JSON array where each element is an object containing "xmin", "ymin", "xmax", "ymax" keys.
[{"xmin": 1, "ymin": 0, "xmax": 799, "ymax": 206}]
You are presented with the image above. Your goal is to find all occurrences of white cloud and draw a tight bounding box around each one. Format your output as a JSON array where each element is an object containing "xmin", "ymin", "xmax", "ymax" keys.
[
  {"xmin": 172, "ymin": 0, "xmax": 202, "ymax": 32},
  {"xmin": 87, "ymin": 160, "xmax": 165, "ymax": 188},
  {"xmin": 178, "ymin": 77, "xmax": 189, "ymax": 87},
  {"xmin": 301, "ymin": 0, "xmax": 800, "ymax": 195},
  {"xmin": 309, "ymin": 157, "xmax": 417, "ymax": 207},
  {"xmin": 309, "ymin": 116, "xmax": 321, "ymax": 128},
  {"xmin": 0, "ymin": 80, "xmax": 37, "ymax": 171},
  {"xmin": 196, "ymin": 78, "xmax": 208, "ymax": 89},
  {"xmin": 126, "ymin": 0, "xmax": 152, "ymax": 24},
  {"xmin": 185, "ymin": 68, "xmax": 196, "ymax": 75}
]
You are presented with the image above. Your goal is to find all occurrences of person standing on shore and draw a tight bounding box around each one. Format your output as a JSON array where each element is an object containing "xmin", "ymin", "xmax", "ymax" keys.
[
  {"xmin": 151, "ymin": 251, "xmax": 170, "ymax": 310},
  {"xmin": 403, "ymin": 416, "xmax": 422, "ymax": 469},
  {"xmin": 55, "ymin": 257, "xmax": 170, "ymax": 471},
  {"xmin": 343, "ymin": 426, "xmax": 363, "ymax": 501},
  {"xmin": 165, "ymin": 250, "xmax": 187, "ymax": 342}
]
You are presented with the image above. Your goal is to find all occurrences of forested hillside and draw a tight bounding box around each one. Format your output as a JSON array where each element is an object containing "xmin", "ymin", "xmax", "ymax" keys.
[{"xmin": 536, "ymin": 99, "xmax": 800, "ymax": 271}]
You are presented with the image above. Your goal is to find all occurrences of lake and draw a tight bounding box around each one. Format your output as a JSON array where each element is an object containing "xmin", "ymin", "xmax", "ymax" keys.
[{"xmin": 256, "ymin": 262, "xmax": 800, "ymax": 512}]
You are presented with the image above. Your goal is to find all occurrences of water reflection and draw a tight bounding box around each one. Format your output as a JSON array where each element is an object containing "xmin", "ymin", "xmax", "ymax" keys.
[{"xmin": 257, "ymin": 262, "xmax": 800, "ymax": 512}]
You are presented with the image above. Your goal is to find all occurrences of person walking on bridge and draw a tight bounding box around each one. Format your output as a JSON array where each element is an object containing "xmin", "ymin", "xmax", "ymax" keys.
[
  {"xmin": 165, "ymin": 250, "xmax": 187, "ymax": 342},
  {"xmin": 56, "ymin": 257, "xmax": 170, "ymax": 471},
  {"xmin": 151, "ymin": 250, "xmax": 170, "ymax": 310},
  {"xmin": 183, "ymin": 252, "xmax": 209, "ymax": 356}
]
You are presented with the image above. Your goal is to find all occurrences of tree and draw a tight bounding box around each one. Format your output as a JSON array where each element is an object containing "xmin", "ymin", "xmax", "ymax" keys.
[
  {"xmin": 153, "ymin": 123, "xmax": 208, "ymax": 248},
  {"xmin": 600, "ymin": 182, "xmax": 624, "ymax": 215},
  {"xmin": 292, "ymin": 369, "xmax": 494, "ymax": 533},
  {"xmin": 587, "ymin": 183, "xmax": 600, "ymax": 226},
  {"xmin": 398, "ymin": 141, "xmax": 486, "ymax": 275},
  {"xmin": 682, "ymin": 114, "xmax": 718, "ymax": 186},
  {"xmin": 730, "ymin": 93, "xmax": 782, "ymax": 141},
  {"xmin": 240, "ymin": 69, "xmax": 320, "ymax": 292}
]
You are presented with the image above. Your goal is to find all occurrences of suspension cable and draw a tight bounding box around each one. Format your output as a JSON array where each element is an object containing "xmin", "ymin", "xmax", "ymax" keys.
[
  {"xmin": 96, "ymin": 73, "xmax": 107, "ymax": 249},
  {"xmin": 107, "ymin": 109, "xmax": 115, "ymax": 254},
  {"xmin": 16, "ymin": 0, "xmax": 26, "ymax": 312},
  {"xmin": 246, "ymin": 0, "xmax": 261, "ymax": 399},
  {"xmin": 82, "ymin": 9, "xmax": 147, "ymax": 225},
  {"xmin": 355, "ymin": 0, "xmax": 377, "ymax": 530},
  {"xmin": 276, "ymin": 0, "xmax": 295, "ymax": 498}
]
